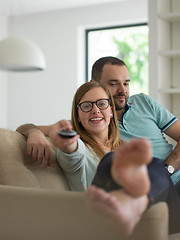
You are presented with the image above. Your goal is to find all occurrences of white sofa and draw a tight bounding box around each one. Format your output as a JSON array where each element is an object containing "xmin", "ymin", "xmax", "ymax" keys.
[{"xmin": 0, "ymin": 127, "xmax": 177, "ymax": 240}]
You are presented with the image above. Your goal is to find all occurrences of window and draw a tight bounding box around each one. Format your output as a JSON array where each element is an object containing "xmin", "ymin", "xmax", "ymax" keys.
[{"xmin": 86, "ymin": 23, "xmax": 149, "ymax": 95}]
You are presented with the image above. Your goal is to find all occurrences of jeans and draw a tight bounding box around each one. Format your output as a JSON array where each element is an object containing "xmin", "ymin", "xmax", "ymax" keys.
[
  {"xmin": 92, "ymin": 152, "xmax": 180, "ymax": 234},
  {"xmin": 175, "ymin": 181, "xmax": 180, "ymax": 197}
]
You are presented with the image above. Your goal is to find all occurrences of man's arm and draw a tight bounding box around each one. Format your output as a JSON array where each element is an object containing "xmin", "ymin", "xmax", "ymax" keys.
[
  {"xmin": 16, "ymin": 123, "xmax": 55, "ymax": 167},
  {"xmin": 164, "ymin": 120, "xmax": 180, "ymax": 172},
  {"xmin": 16, "ymin": 123, "xmax": 53, "ymax": 137}
]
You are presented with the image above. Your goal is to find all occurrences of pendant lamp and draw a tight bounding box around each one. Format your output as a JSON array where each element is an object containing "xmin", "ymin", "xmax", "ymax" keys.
[{"xmin": 0, "ymin": 37, "xmax": 46, "ymax": 72}]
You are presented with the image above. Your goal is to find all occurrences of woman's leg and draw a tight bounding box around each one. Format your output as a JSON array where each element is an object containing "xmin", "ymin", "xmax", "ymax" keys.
[
  {"xmin": 175, "ymin": 181, "xmax": 180, "ymax": 197},
  {"xmin": 87, "ymin": 185, "xmax": 149, "ymax": 236},
  {"xmin": 111, "ymin": 138, "xmax": 151, "ymax": 197},
  {"xmin": 87, "ymin": 138, "xmax": 151, "ymax": 236},
  {"xmin": 88, "ymin": 139, "xmax": 180, "ymax": 235},
  {"xmin": 148, "ymin": 158, "xmax": 180, "ymax": 234}
]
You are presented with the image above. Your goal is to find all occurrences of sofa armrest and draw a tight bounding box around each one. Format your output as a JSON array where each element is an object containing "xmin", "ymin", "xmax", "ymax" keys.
[
  {"xmin": 0, "ymin": 185, "xmax": 168, "ymax": 240},
  {"xmin": 0, "ymin": 128, "xmax": 70, "ymax": 190}
]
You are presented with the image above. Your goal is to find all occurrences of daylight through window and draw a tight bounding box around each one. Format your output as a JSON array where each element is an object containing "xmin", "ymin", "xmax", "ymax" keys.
[{"xmin": 86, "ymin": 23, "xmax": 149, "ymax": 95}]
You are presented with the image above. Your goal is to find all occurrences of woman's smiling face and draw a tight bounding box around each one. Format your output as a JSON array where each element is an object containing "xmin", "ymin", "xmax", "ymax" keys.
[{"xmin": 77, "ymin": 87, "xmax": 112, "ymax": 136}]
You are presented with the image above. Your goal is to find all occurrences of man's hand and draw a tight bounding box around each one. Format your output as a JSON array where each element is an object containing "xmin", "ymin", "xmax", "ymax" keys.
[
  {"xmin": 16, "ymin": 123, "xmax": 55, "ymax": 168},
  {"xmin": 164, "ymin": 120, "xmax": 180, "ymax": 171},
  {"xmin": 27, "ymin": 129, "xmax": 51, "ymax": 168}
]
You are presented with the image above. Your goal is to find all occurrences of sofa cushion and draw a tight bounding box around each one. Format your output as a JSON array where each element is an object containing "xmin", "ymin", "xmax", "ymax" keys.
[{"xmin": 0, "ymin": 128, "xmax": 70, "ymax": 191}]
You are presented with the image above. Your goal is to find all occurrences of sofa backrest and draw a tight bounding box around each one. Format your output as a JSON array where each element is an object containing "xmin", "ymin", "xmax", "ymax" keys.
[{"xmin": 0, "ymin": 128, "xmax": 70, "ymax": 191}]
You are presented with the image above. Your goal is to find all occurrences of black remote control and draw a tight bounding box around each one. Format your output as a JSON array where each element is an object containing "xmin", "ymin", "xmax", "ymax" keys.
[{"xmin": 58, "ymin": 129, "xmax": 77, "ymax": 138}]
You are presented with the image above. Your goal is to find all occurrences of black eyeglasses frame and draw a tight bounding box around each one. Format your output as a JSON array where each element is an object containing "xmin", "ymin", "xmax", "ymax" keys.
[{"xmin": 77, "ymin": 98, "xmax": 111, "ymax": 112}]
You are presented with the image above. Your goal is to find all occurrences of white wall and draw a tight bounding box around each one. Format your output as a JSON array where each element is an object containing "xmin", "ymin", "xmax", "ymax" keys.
[
  {"xmin": 0, "ymin": 15, "xmax": 8, "ymax": 128},
  {"xmin": 6, "ymin": 0, "xmax": 147, "ymax": 130}
]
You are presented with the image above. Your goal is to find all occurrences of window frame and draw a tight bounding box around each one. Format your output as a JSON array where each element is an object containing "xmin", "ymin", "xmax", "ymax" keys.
[{"xmin": 85, "ymin": 22, "xmax": 148, "ymax": 82}]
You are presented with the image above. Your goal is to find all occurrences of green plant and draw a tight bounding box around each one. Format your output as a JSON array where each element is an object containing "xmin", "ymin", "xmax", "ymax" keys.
[{"xmin": 113, "ymin": 29, "xmax": 149, "ymax": 94}]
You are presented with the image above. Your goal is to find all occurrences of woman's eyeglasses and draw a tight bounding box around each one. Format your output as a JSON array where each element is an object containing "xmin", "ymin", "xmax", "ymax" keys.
[{"xmin": 77, "ymin": 99, "xmax": 111, "ymax": 112}]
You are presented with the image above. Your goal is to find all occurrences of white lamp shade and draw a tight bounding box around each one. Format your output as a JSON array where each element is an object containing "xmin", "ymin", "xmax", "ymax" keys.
[{"xmin": 0, "ymin": 37, "xmax": 46, "ymax": 71}]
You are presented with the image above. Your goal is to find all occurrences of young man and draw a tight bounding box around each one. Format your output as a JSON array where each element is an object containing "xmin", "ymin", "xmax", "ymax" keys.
[{"xmin": 91, "ymin": 56, "xmax": 180, "ymax": 187}]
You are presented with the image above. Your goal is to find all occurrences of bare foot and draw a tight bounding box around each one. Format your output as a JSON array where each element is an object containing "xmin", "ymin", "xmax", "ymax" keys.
[
  {"xmin": 86, "ymin": 185, "xmax": 149, "ymax": 236},
  {"xmin": 111, "ymin": 138, "xmax": 152, "ymax": 197}
]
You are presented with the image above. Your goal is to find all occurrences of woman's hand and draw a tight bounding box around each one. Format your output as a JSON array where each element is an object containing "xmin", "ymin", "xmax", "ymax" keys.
[{"xmin": 49, "ymin": 120, "xmax": 80, "ymax": 154}]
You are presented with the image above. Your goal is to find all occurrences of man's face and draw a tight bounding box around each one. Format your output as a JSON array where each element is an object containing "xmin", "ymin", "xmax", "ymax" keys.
[{"xmin": 99, "ymin": 64, "xmax": 130, "ymax": 111}]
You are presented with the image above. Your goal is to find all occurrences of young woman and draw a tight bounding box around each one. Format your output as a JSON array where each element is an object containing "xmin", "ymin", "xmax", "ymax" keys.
[{"xmin": 48, "ymin": 82, "xmax": 155, "ymax": 236}]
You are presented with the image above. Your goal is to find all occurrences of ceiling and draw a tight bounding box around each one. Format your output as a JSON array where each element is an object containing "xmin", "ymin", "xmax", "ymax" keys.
[{"xmin": 0, "ymin": 0, "xmax": 125, "ymax": 16}]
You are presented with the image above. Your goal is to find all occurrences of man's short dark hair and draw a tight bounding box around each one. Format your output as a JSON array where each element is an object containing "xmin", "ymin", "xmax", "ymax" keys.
[{"xmin": 91, "ymin": 56, "xmax": 127, "ymax": 83}]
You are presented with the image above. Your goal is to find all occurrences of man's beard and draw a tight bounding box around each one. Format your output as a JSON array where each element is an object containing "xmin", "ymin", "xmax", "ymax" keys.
[{"xmin": 113, "ymin": 94, "xmax": 128, "ymax": 111}]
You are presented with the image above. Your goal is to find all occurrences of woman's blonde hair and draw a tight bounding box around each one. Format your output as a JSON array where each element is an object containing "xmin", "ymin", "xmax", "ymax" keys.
[{"xmin": 71, "ymin": 82, "xmax": 123, "ymax": 159}]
